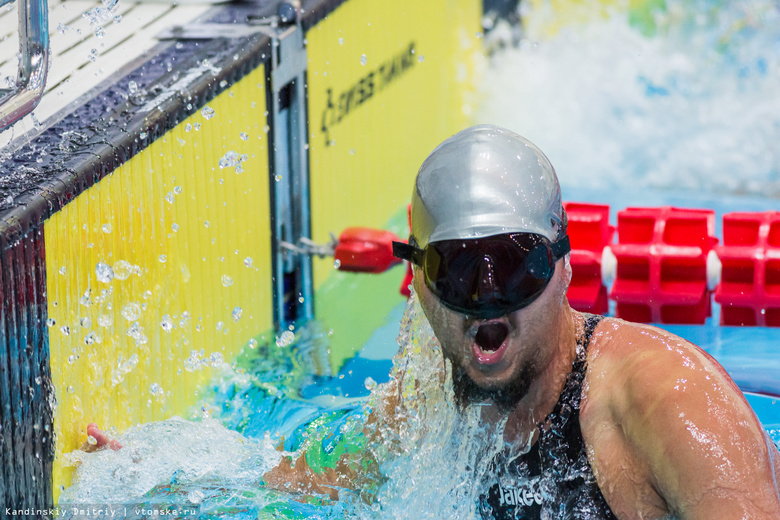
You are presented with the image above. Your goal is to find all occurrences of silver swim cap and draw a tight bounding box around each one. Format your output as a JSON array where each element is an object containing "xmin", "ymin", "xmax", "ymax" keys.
[{"xmin": 411, "ymin": 125, "xmax": 564, "ymax": 248}]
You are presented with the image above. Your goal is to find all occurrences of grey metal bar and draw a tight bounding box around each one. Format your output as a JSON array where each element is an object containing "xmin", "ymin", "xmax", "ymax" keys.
[{"xmin": 0, "ymin": 0, "xmax": 49, "ymax": 130}]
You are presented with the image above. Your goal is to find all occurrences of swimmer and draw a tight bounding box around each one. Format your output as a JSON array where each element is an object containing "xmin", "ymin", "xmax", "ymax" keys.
[{"xmin": 265, "ymin": 125, "xmax": 780, "ymax": 518}]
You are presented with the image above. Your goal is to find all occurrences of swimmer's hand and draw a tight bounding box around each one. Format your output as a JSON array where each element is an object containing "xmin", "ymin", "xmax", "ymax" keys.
[{"xmin": 80, "ymin": 423, "xmax": 123, "ymax": 453}]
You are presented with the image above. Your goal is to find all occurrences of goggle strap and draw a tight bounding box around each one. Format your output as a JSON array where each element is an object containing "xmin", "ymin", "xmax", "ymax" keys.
[
  {"xmin": 392, "ymin": 241, "xmax": 424, "ymax": 266},
  {"xmin": 550, "ymin": 235, "xmax": 571, "ymax": 260}
]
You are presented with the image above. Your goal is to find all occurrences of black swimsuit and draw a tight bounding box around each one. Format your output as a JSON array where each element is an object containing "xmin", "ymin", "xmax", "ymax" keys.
[{"xmin": 479, "ymin": 314, "xmax": 616, "ymax": 520}]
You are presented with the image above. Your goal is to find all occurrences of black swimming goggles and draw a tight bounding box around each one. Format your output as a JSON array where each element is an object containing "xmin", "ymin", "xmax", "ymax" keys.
[{"xmin": 393, "ymin": 233, "xmax": 570, "ymax": 320}]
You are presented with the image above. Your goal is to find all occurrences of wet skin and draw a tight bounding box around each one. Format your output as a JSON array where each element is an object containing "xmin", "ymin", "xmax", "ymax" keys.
[{"xmin": 415, "ymin": 258, "xmax": 780, "ymax": 519}]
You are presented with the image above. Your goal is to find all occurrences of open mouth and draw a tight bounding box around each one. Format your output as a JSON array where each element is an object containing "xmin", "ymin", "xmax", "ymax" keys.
[{"xmin": 472, "ymin": 321, "xmax": 510, "ymax": 365}]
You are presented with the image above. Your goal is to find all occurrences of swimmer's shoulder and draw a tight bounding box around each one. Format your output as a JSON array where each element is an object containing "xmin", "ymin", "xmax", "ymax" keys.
[
  {"xmin": 583, "ymin": 317, "xmax": 780, "ymax": 518},
  {"xmin": 587, "ymin": 315, "xmax": 716, "ymax": 373},
  {"xmin": 583, "ymin": 316, "xmax": 739, "ymax": 418}
]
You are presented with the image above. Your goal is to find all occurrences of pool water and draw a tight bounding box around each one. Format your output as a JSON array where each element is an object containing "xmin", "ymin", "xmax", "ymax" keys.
[{"xmin": 476, "ymin": 0, "xmax": 780, "ymax": 198}]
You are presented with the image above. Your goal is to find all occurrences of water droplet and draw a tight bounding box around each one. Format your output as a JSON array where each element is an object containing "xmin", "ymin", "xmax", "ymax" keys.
[
  {"xmin": 159, "ymin": 254, "xmax": 167, "ymax": 263},
  {"xmin": 128, "ymin": 80, "xmax": 138, "ymax": 94},
  {"xmin": 60, "ymin": 326, "xmax": 70, "ymax": 336},
  {"xmin": 95, "ymin": 262, "xmax": 114, "ymax": 283},
  {"xmin": 338, "ymin": 37, "xmax": 344, "ymax": 45},
  {"xmin": 219, "ymin": 80, "xmax": 228, "ymax": 88},
  {"xmin": 89, "ymin": 48, "xmax": 98, "ymax": 61},
  {"xmin": 276, "ymin": 330, "xmax": 295, "ymax": 347},
  {"xmin": 204, "ymin": 221, "xmax": 210, "ymax": 228},
  {"xmin": 364, "ymin": 376, "xmax": 377, "ymax": 390},
  {"xmin": 418, "ymin": 55, "xmax": 425, "ymax": 62},
  {"xmin": 240, "ymin": 132, "xmax": 248, "ymax": 141},
  {"xmin": 188, "ymin": 489, "xmax": 204, "ymax": 504},
  {"xmin": 59, "ymin": 266, "xmax": 66, "ymax": 275},
  {"xmin": 126, "ymin": 321, "xmax": 144, "ymax": 340},
  {"xmin": 232, "ymin": 307, "xmax": 242, "ymax": 321},
  {"xmin": 184, "ymin": 123, "xmax": 192, "ymax": 132},
  {"xmin": 333, "ymin": 259, "xmax": 341, "ymax": 269},
  {"xmin": 160, "ymin": 315, "xmax": 174, "ymax": 332},
  {"xmin": 244, "ymin": 257, "xmax": 253, "ymax": 268},
  {"xmin": 112, "ymin": 260, "xmax": 132, "ymax": 280},
  {"xmin": 248, "ymin": 338, "xmax": 258, "ymax": 349},
  {"xmin": 216, "ymin": 321, "xmax": 224, "ymax": 331},
  {"xmin": 139, "ymin": 132, "xmax": 148, "ymax": 139},
  {"xmin": 221, "ymin": 274, "xmax": 233, "ymax": 287},
  {"xmin": 235, "ymin": 165, "xmax": 244, "ymax": 174},
  {"xmin": 143, "ymin": 290, "xmax": 152, "ymax": 299},
  {"xmin": 149, "ymin": 382, "xmax": 164, "ymax": 396},
  {"xmin": 184, "ymin": 350, "xmax": 202, "ymax": 372},
  {"xmin": 360, "ymin": 54, "xmax": 367, "ymax": 65},
  {"xmin": 174, "ymin": 185, "xmax": 182, "ymax": 194},
  {"xmin": 80, "ymin": 317, "xmax": 91, "ymax": 328},
  {"xmin": 121, "ymin": 302, "xmax": 142, "ymax": 321},
  {"xmin": 46, "ymin": 318, "xmax": 56, "ymax": 327},
  {"xmin": 79, "ymin": 288, "xmax": 92, "ymax": 307},
  {"xmin": 101, "ymin": 223, "xmax": 112, "ymax": 233},
  {"xmin": 172, "ymin": 223, "xmax": 179, "ymax": 232},
  {"xmin": 87, "ymin": 435, "xmax": 97, "ymax": 445},
  {"xmin": 201, "ymin": 106, "xmax": 215, "ymax": 120},
  {"xmin": 297, "ymin": 296, "xmax": 304, "ymax": 303},
  {"xmin": 193, "ymin": 122, "xmax": 201, "ymax": 131},
  {"xmin": 210, "ymin": 352, "xmax": 225, "ymax": 366},
  {"xmin": 67, "ymin": 355, "xmax": 75, "ymax": 364},
  {"xmin": 57, "ymin": 23, "xmax": 68, "ymax": 34},
  {"xmin": 274, "ymin": 174, "xmax": 282, "ymax": 182},
  {"xmin": 84, "ymin": 331, "xmax": 100, "ymax": 345},
  {"xmin": 165, "ymin": 191, "xmax": 175, "ymax": 204},
  {"xmin": 98, "ymin": 314, "xmax": 112, "ymax": 327}
]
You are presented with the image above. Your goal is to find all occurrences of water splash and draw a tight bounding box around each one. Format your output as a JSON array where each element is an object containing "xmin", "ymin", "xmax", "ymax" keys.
[
  {"xmin": 476, "ymin": 0, "xmax": 780, "ymax": 196},
  {"xmin": 59, "ymin": 417, "xmax": 282, "ymax": 505}
]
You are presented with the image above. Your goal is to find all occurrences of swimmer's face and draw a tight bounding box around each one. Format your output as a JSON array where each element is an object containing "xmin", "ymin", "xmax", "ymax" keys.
[{"xmin": 414, "ymin": 256, "xmax": 572, "ymax": 408}]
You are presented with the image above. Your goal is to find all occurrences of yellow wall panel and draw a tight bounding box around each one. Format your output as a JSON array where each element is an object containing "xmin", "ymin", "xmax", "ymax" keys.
[
  {"xmin": 45, "ymin": 66, "xmax": 272, "ymax": 498},
  {"xmin": 306, "ymin": 0, "xmax": 482, "ymax": 289}
]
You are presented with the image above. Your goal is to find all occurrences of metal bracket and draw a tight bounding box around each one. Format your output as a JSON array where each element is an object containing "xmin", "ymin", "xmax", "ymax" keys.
[
  {"xmin": 268, "ymin": 22, "xmax": 312, "ymax": 327},
  {"xmin": 271, "ymin": 25, "xmax": 307, "ymax": 93},
  {"xmin": 0, "ymin": 0, "xmax": 50, "ymax": 130},
  {"xmin": 156, "ymin": 23, "xmax": 275, "ymax": 41},
  {"xmin": 279, "ymin": 234, "xmax": 338, "ymax": 259}
]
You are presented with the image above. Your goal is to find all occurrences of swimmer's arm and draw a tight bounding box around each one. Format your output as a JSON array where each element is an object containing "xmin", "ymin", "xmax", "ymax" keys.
[
  {"xmin": 263, "ymin": 377, "xmax": 402, "ymax": 501},
  {"xmin": 263, "ymin": 451, "xmax": 366, "ymax": 501},
  {"xmin": 621, "ymin": 340, "xmax": 780, "ymax": 519}
]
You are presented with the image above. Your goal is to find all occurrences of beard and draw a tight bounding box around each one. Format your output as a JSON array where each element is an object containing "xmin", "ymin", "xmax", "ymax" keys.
[{"xmin": 450, "ymin": 361, "xmax": 536, "ymax": 414}]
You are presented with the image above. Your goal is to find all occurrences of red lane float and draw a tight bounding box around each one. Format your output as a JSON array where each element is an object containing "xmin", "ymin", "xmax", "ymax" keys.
[
  {"xmin": 333, "ymin": 227, "xmax": 402, "ymax": 273},
  {"xmin": 341, "ymin": 204, "xmax": 780, "ymax": 328},
  {"xmin": 714, "ymin": 211, "xmax": 780, "ymax": 326},
  {"xmin": 564, "ymin": 202, "xmax": 614, "ymax": 314},
  {"xmin": 609, "ymin": 206, "xmax": 718, "ymax": 324}
]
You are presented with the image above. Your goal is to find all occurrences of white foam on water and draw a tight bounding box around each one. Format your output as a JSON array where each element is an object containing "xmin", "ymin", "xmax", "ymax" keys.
[
  {"xmin": 60, "ymin": 417, "xmax": 282, "ymax": 505},
  {"xmin": 475, "ymin": 0, "xmax": 780, "ymax": 196}
]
